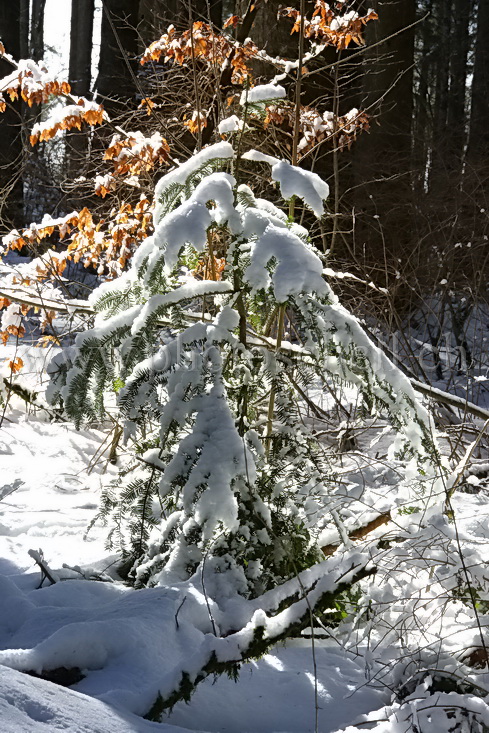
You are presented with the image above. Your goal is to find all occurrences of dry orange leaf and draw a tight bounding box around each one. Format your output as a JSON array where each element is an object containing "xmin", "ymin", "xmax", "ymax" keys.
[
  {"xmin": 37, "ymin": 335, "xmax": 60, "ymax": 348},
  {"xmin": 223, "ymin": 14, "xmax": 240, "ymax": 28},
  {"xmin": 283, "ymin": 2, "xmax": 377, "ymax": 49},
  {"xmin": 139, "ymin": 97, "xmax": 156, "ymax": 115},
  {"xmin": 183, "ymin": 112, "xmax": 208, "ymax": 135},
  {"xmin": 8, "ymin": 357, "xmax": 23, "ymax": 373}
]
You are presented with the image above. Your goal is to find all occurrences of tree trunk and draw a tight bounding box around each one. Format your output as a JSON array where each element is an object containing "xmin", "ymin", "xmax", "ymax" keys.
[
  {"xmin": 19, "ymin": 0, "xmax": 30, "ymax": 59},
  {"xmin": 428, "ymin": 0, "xmax": 451, "ymax": 192},
  {"xmin": 0, "ymin": 5, "xmax": 24, "ymax": 229},
  {"xmin": 446, "ymin": 0, "xmax": 470, "ymax": 175},
  {"xmin": 30, "ymin": 0, "xmax": 46, "ymax": 61},
  {"xmin": 95, "ymin": 0, "xmax": 140, "ymax": 120},
  {"xmin": 66, "ymin": 0, "xmax": 95, "ymax": 206},
  {"xmin": 69, "ymin": 0, "xmax": 94, "ymax": 97},
  {"xmin": 138, "ymin": 0, "xmax": 157, "ymax": 44},
  {"xmin": 412, "ymin": 0, "xmax": 433, "ymax": 193},
  {"xmin": 466, "ymin": 0, "xmax": 489, "ymax": 167},
  {"xmin": 352, "ymin": 0, "xmax": 416, "ymax": 270},
  {"xmin": 251, "ymin": 0, "xmax": 298, "ymax": 78},
  {"xmin": 360, "ymin": 0, "xmax": 416, "ymax": 142},
  {"xmin": 462, "ymin": 0, "xmax": 489, "ymax": 280},
  {"xmin": 24, "ymin": 0, "xmax": 54, "ymax": 223}
]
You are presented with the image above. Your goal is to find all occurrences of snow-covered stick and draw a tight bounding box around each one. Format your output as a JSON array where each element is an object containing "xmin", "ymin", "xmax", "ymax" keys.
[
  {"xmin": 0, "ymin": 287, "xmax": 94, "ymax": 315},
  {"xmin": 445, "ymin": 420, "xmax": 489, "ymax": 501},
  {"xmin": 2, "ymin": 279, "xmax": 487, "ymax": 425},
  {"xmin": 28, "ymin": 549, "xmax": 60, "ymax": 587},
  {"xmin": 321, "ymin": 511, "xmax": 392, "ymax": 556},
  {"xmin": 411, "ymin": 379, "xmax": 489, "ymax": 423},
  {"xmin": 61, "ymin": 564, "xmax": 114, "ymax": 583}
]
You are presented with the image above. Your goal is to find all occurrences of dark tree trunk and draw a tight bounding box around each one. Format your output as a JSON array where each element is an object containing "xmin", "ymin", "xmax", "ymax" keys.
[
  {"xmin": 359, "ymin": 0, "xmax": 416, "ymax": 142},
  {"xmin": 66, "ymin": 0, "xmax": 95, "ymax": 205},
  {"xmin": 445, "ymin": 0, "xmax": 470, "ymax": 175},
  {"xmin": 428, "ymin": 0, "xmax": 452, "ymax": 191},
  {"xmin": 466, "ymin": 0, "xmax": 489, "ymax": 167},
  {"xmin": 19, "ymin": 0, "xmax": 30, "ymax": 59},
  {"xmin": 462, "ymin": 0, "xmax": 489, "ymax": 278},
  {"xmin": 352, "ymin": 0, "xmax": 416, "ymax": 268},
  {"xmin": 95, "ymin": 0, "xmax": 140, "ymax": 120},
  {"xmin": 413, "ymin": 0, "xmax": 433, "ymax": 192},
  {"xmin": 0, "ymin": 5, "xmax": 24, "ymax": 229},
  {"xmin": 138, "ymin": 0, "xmax": 157, "ymax": 45},
  {"xmin": 23, "ymin": 0, "xmax": 57, "ymax": 223},
  {"xmin": 69, "ymin": 0, "xmax": 94, "ymax": 97},
  {"xmin": 208, "ymin": 0, "xmax": 223, "ymax": 28},
  {"xmin": 30, "ymin": 0, "xmax": 46, "ymax": 61},
  {"xmin": 251, "ymin": 0, "xmax": 299, "ymax": 77}
]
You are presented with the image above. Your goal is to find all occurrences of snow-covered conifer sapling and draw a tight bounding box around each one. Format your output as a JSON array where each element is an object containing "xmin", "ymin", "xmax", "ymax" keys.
[{"xmin": 47, "ymin": 135, "xmax": 444, "ymax": 712}]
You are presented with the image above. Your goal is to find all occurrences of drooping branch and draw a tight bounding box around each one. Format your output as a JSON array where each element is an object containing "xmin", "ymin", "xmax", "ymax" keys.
[{"xmin": 410, "ymin": 380, "xmax": 489, "ymax": 423}]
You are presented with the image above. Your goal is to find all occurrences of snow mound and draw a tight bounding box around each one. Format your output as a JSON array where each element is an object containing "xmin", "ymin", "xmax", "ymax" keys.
[{"xmin": 0, "ymin": 664, "xmax": 193, "ymax": 733}]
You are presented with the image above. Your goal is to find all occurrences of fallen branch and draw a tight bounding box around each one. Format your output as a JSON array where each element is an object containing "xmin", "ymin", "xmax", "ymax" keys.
[
  {"xmin": 363, "ymin": 327, "xmax": 489, "ymax": 423},
  {"xmin": 3, "ymin": 379, "xmax": 61, "ymax": 420},
  {"xmin": 0, "ymin": 478, "xmax": 24, "ymax": 502},
  {"xmin": 0, "ymin": 287, "xmax": 94, "ymax": 315},
  {"xmin": 3, "ymin": 284, "xmax": 487, "ymax": 425},
  {"xmin": 61, "ymin": 563, "xmax": 114, "ymax": 582},
  {"xmin": 411, "ymin": 379, "xmax": 489, "ymax": 423},
  {"xmin": 145, "ymin": 560, "xmax": 374, "ymax": 720},
  {"xmin": 321, "ymin": 512, "xmax": 392, "ymax": 556}
]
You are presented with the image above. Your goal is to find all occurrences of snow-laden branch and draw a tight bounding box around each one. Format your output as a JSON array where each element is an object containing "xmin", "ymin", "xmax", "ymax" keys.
[
  {"xmin": 411, "ymin": 379, "xmax": 489, "ymax": 422},
  {"xmin": 11, "ymin": 273, "xmax": 483, "ymax": 425}
]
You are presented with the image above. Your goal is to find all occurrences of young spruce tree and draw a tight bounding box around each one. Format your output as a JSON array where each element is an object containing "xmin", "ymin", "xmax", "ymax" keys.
[{"xmin": 48, "ymin": 117, "xmax": 440, "ymax": 599}]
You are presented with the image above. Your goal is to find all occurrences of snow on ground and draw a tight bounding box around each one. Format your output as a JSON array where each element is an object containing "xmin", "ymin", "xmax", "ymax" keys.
[
  {"xmin": 167, "ymin": 642, "xmax": 387, "ymax": 733},
  {"xmin": 0, "ymin": 414, "xmax": 114, "ymax": 574},
  {"xmin": 0, "ymin": 665, "xmax": 179, "ymax": 733},
  {"xmin": 0, "ymin": 408, "xmax": 391, "ymax": 733},
  {"xmin": 1, "ymin": 350, "xmax": 489, "ymax": 731}
]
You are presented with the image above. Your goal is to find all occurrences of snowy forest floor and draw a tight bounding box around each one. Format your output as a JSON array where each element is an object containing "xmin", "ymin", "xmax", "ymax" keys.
[
  {"xmin": 0, "ymin": 408, "xmax": 389, "ymax": 733},
  {"xmin": 1, "ymin": 341, "xmax": 489, "ymax": 732}
]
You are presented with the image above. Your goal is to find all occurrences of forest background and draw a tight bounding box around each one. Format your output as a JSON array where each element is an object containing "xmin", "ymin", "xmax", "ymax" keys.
[{"xmin": 0, "ymin": 0, "xmax": 487, "ymax": 347}]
